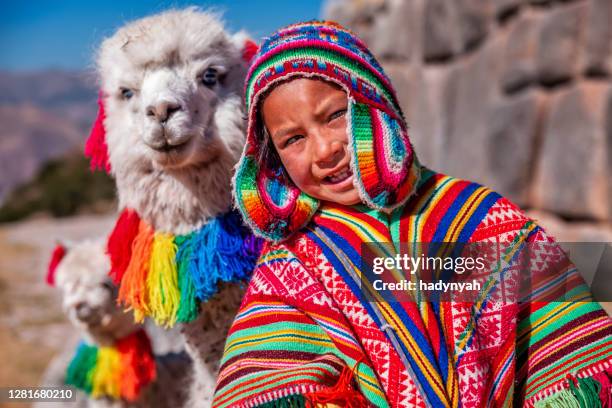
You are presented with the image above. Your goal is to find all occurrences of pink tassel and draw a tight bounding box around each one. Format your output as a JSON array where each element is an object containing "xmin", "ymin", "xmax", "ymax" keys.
[
  {"xmin": 593, "ymin": 367, "xmax": 612, "ymax": 408},
  {"xmin": 84, "ymin": 91, "xmax": 111, "ymax": 173},
  {"xmin": 46, "ymin": 244, "xmax": 66, "ymax": 286},
  {"xmin": 242, "ymin": 39, "xmax": 259, "ymax": 64}
]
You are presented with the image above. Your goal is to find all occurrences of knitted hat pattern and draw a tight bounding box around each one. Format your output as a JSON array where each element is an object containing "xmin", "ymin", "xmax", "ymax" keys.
[{"xmin": 233, "ymin": 21, "xmax": 420, "ymax": 242}]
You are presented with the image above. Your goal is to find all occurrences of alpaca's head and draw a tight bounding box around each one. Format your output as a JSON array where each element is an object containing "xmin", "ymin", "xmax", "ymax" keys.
[
  {"xmin": 97, "ymin": 8, "xmax": 248, "ymax": 172},
  {"xmin": 53, "ymin": 240, "xmax": 137, "ymax": 344}
]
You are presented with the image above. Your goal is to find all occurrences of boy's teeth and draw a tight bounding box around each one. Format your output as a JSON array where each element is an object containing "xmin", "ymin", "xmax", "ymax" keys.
[{"xmin": 327, "ymin": 168, "xmax": 351, "ymax": 183}]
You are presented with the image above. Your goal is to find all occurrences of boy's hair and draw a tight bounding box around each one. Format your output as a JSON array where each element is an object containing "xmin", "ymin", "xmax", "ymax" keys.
[{"xmin": 256, "ymin": 117, "xmax": 285, "ymax": 179}]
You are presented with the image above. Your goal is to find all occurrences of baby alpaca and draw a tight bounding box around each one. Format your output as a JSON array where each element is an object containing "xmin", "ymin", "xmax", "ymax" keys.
[{"xmin": 46, "ymin": 240, "xmax": 190, "ymax": 408}]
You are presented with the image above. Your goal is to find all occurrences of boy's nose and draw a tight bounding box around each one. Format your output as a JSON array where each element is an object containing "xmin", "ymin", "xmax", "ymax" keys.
[{"xmin": 314, "ymin": 137, "xmax": 343, "ymax": 167}]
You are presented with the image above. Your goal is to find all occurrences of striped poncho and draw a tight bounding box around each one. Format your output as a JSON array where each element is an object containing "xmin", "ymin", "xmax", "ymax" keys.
[{"xmin": 214, "ymin": 168, "xmax": 612, "ymax": 407}]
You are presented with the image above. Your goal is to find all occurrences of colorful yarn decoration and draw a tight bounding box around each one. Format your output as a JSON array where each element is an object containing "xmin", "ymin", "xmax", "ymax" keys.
[
  {"xmin": 46, "ymin": 244, "xmax": 66, "ymax": 286},
  {"xmin": 84, "ymin": 92, "xmax": 111, "ymax": 173},
  {"xmin": 233, "ymin": 20, "xmax": 418, "ymax": 242},
  {"xmin": 241, "ymin": 39, "xmax": 259, "ymax": 64},
  {"xmin": 65, "ymin": 330, "xmax": 156, "ymax": 401},
  {"xmin": 108, "ymin": 208, "xmax": 262, "ymax": 327},
  {"xmin": 107, "ymin": 209, "xmax": 141, "ymax": 285}
]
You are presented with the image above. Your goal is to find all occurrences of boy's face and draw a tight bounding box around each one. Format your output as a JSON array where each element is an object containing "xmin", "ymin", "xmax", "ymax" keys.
[{"xmin": 261, "ymin": 78, "xmax": 361, "ymax": 206}]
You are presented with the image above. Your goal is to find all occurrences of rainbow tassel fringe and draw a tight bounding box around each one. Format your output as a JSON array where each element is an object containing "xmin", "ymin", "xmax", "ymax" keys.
[
  {"xmin": 65, "ymin": 330, "xmax": 156, "ymax": 401},
  {"xmin": 108, "ymin": 209, "xmax": 262, "ymax": 327}
]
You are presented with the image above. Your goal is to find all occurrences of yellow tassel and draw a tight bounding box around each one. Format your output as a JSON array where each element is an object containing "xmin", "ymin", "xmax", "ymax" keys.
[
  {"xmin": 146, "ymin": 233, "xmax": 181, "ymax": 327},
  {"xmin": 92, "ymin": 347, "xmax": 121, "ymax": 399}
]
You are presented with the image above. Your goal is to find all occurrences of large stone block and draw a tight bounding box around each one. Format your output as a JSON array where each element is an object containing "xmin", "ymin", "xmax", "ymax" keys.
[
  {"xmin": 423, "ymin": 0, "xmax": 490, "ymax": 62},
  {"xmin": 493, "ymin": 0, "xmax": 523, "ymax": 19},
  {"xmin": 384, "ymin": 63, "xmax": 453, "ymax": 170},
  {"xmin": 455, "ymin": 0, "xmax": 491, "ymax": 53},
  {"xmin": 532, "ymin": 81, "xmax": 610, "ymax": 220},
  {"xmin": 536, "ymin": 2, "xmax": 587, "ymax": 86},
  {"xmin": 607, "ymin": 84, "xmax": 612, "ymax": 220},
  {"xmin": 324, "ymin": 0, "xmax": 415, "ymax": 60},
  {"xmin": 584, "ymin": 0, "xmax": 612, "ymax": 76},
  {"xmin": 501, "ymin": 11, "xmax": 541, "ymax": 94},
  {"xmin": 440, "ymin": 37, "xmax": 506, "ymax": 188},
  {"xmin": 485, "ymin": 90, "xmax": 546, "ymax": 204},
  {"xmin": 423, "ymin": 0, "xmax": 462, "ymax": 62}
]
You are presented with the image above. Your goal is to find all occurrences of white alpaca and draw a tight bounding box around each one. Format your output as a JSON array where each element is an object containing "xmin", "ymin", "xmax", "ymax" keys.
[
  {"xmin": 45, "ymin": 240, "xmax": 190, "ymax": 408},
  {"xmin": 92, "ymin": 8, "xmax": 255, "ymax": 406}
]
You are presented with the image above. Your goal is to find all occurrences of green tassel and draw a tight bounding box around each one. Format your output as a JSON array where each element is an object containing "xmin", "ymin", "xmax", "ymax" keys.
[
  {"xmin": 256, "ymin": 394, "xmax": 307, "ymax": 408},
  {"xmin": 535, "ymin": 389, "xmax": 581, "ymax": 408},
  {"xmin": 570, "ymin": 377, "xmax": 602, "ymax": 408},
  {"xmin": 65, "ymin": 342, "xmax": 98, "ymax": 394},
  {"xmin": 175, "ymin": 235, "xmax": 200, "ymax": 323},
  {"xmin": 535, "ymin": 375, "xmax": 605, "ymax": 408}
]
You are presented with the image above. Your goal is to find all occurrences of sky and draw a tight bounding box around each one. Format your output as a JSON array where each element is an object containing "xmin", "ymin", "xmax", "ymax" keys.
[{"xmin": 0, "ymin": 0, "xmax": 325, "ymax": 71}]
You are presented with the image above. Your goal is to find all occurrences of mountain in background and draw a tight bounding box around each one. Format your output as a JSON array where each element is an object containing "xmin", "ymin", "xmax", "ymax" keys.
[{"xmin": 0, "ymin": 70, "xmax": 98, "ymax": 203}]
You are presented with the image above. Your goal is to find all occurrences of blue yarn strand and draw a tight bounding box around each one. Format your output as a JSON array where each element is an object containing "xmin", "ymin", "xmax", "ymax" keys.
[{"xmin": 176, "ymin": 210, "xmax": 262, "ymax": 303}]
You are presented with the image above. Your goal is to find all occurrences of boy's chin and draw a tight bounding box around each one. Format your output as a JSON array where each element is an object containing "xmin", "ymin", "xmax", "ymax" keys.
[{"xmin": 319, "ymin": 189, "xmax": 362, "ymax": 206}]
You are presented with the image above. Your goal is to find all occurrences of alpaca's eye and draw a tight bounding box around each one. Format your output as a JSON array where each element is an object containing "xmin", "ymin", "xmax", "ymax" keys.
[
  {"xmin": 120, "ymin": 88, "xmax": 134, "ymax": 100},
  {"xmin": 101, "ymin": 282, "xmax": 113, "ymax": 291},
  {"xmin": 201, "ymin": 68, "xmax": 218, "ymax": 87}
]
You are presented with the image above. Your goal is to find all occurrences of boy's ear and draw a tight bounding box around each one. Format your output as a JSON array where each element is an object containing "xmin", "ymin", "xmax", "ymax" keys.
[{"xmin": 231, "ymin": 30, "xmax": 259, "ymax": 65}]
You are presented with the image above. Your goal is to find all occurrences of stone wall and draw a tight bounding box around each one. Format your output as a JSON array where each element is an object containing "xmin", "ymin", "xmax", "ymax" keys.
[{"xmin": 324, "ymin": 0, "xmax": 612, "ymax": 241}]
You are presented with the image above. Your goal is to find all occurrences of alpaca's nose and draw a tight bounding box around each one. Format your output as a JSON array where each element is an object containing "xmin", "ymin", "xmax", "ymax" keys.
[
  {"xmin": 75, "ymin": 302, "xmax": 92, "ymax": 320},
  {"xmin": 146, "ymin": 101, "xmax": 182, "ymax": 123}
]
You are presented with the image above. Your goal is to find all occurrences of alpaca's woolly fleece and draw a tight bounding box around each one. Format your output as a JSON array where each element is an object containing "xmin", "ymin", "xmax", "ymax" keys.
[
  {"xmin": 108, "ymin": 208, "xmax": 262, "ymax": 327},
  {"xmin": 233, "ymin": 21, "xmax": 419, "ymax": 243},
  {"xmin": 65, "ymin": 329, "xmax": 156, "ymax": 401},
  {"xmin": 92, "ymin": 8, "xmax": 253, "ymax": 235}
]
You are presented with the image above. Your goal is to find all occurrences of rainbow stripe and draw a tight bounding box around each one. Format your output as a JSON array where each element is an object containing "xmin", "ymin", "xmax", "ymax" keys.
[
  {"xmin": 109, "ymin": 209, "xmax": 261, "ymax": 327},
  {"xmin": 214, "ymin": 297, "xmax": 388, "ymax": 408},
  {"xmin": 65, "ymin": 330, "xmax": 156, "ymax": 401}
]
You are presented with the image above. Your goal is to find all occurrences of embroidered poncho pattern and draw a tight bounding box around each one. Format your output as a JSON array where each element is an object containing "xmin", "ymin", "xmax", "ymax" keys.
[{"xmin": 213, "ymin": 169, "xmax": 612, "ymax": 408}]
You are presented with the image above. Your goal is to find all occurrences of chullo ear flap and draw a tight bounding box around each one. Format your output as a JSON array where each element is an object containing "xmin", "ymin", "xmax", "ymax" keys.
[
  {"xmin": 234, "ymin": 153, "xmax": 319, "ymax": 243},
  {"xmin": 348, "ymin": 100, "xmax": 419, "ymax": 210}
]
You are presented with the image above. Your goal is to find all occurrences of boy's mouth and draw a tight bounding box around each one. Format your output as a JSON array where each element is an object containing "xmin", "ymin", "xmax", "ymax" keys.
[{"xmin": 323, "ymin": 166, "xmax": 353, "ymax": 184}]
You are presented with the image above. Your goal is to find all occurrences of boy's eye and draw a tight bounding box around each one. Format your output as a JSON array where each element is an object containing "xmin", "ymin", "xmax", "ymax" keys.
[
  {"xmin": 284, "ymin": 135, "xmax": 304, "ymax": 148},
  {"xmin": 329, "ymin": 109, "xmax": 347, "ymax": 121}
]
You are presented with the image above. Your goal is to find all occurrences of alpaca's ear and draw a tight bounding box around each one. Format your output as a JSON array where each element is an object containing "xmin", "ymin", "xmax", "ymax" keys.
[
  {"xmin": 84, "ymin": 91, "xmax": 111, "ymax": 173},
  {"xmin": 231, "ymin": 31, "xmax": 258, "ymax": 65},
  {"xmin": 46, "ymin": 243, "xmax": 67, "ymax": 286}
]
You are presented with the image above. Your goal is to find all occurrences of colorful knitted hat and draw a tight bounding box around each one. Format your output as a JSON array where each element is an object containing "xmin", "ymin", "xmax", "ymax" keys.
[{"xmin": 233, "ymin": 21, "xmax": 420, "ymax": 242}]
